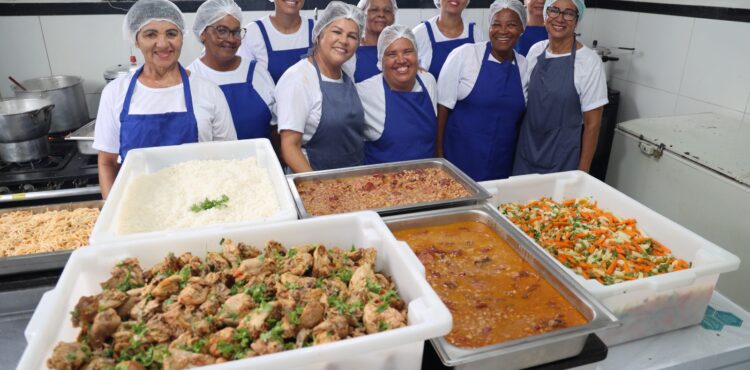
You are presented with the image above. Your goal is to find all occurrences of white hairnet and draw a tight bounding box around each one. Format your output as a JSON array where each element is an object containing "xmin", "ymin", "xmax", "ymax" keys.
[
  {"xmin": 123, "ymin": 0, "xmax": 186, "ymax": 46},
  {"xmin": 543, "ymin": 0, "xmax": 585, "ymax": 22},
  {"xmin": 357, "ymin": 0, "xmax": 399, "ymax": 12},
  {"xmin": 312, "ymin": 1, "xmax": 365, "ymax": 44},
  {"xmin": 434, "ymin": 0, "xmax": 470, "ymax": 9},
  {"xmin": 376, "ymin": 24, "xmax": 416, "ymax": 70},
  {"xmin": 193, "ymin": 0, "xmax": 243, "ymax": 40},
  {"xmin": 489, "ymin": 0, "xmax": 527, "ymax": 30}
]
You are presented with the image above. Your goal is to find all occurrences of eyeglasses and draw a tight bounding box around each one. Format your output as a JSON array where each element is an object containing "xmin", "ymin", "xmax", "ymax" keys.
[
  {"xmin": 546, "ymin": 6, "xmax": 579, "ymax": 21},
  {"xmin": 206, "ymin": 25, "xmax": 247, "ymax": 40}
]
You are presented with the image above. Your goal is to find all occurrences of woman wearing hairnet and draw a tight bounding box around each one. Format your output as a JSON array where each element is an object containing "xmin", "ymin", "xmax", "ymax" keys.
[
  {"xmin": 237, "ymin": 0, "xmax": 314, "ymax": 83},
  {"xmin": 356, "ymin": 25, "xmax": 438, "ymax": 164},
  {"xmin": 412, "ymin": 0, "xmax": 484, "ymax": 80},
  {"xmin": 276, "ymin": 2, "xmax": 366, "ymax": 172},
  {"xmin": 348, "ymin": 0, "xmax": 398, "ymax": 82},
  {"xmin": 436, "ymin": 0, "xmax": 528, "ymax": 181},
  {"xmin": 515, "ymin": 0, "xmax": 547, "ymax": 56},
  {"xmin": 513, "ymin": 0, "xmax": 607, "ymax": 175},
  {"xmin": 187, "ymin": 0, "xmax": 275, "ymax": 140},
  {"xmin": 93, "ymin": 0, "xmax": 236, "ymax": 199}
]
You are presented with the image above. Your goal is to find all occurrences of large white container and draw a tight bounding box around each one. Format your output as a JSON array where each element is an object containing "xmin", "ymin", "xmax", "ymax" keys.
[
  {"xmin": 90, "ymin": 139, "xmax": 298, "ymax": 245},
  {"xmin": 606, "ymin": 113, "xmax": 750, "ymax": 310},
  {"xmin": 19, "ymin": 212, "xmax": 452, "ymax": 370},
  {"xmin": 480, "ymin": 171, "xmax": 740, "ymax": 346}
]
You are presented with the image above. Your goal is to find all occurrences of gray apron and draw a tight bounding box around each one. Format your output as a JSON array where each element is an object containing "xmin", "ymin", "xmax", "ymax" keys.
[
  {"xmin": 304, "ymin": 60, "xmax": 365, "ymax": 171},
  {"xmin": 513, "ymin": 38, "xmax": 583, "ymax": 175}
]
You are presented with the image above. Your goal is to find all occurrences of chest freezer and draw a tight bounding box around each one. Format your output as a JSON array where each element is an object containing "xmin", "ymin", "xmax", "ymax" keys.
[{"xmin": 606, "ymin": 113, "xmax": 749, "ymax": 309}]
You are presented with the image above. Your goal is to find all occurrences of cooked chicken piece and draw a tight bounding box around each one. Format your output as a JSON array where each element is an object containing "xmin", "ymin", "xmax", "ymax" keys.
[
  {"xmin": 177, "ymin": 252, "xmax": 202, "ymax": 272},
  {"xmin": 178, "ymin": 278, "xmax": 210, "ymax": 306},
  {"xmin": 349, "ymin": 264, "xmax": 376, "ymax": 299},
  {"xmin": 116, "ymin": 288, "xmax": 143, "ymax": 320},
  {"xmin": 191, "ymin": 316, "xmax": 213, "ymax": 337},
  {"xmin": 113, "ymin": 361, "xmax": 146, "ymax": 370},
  {"xmin": 363, "ymin": 302, "xmax": 406, "ymax": 334},
  {"xmin": 96, "ymin": 290, "xmax": 128, "ymax": 311},
  {"xmin": 250, "ymin": 338, "xmax": 284, "ymax": 355},
  {"xmin": 47, "ymin": 342, "xmax": 88, "ymax": 370},
  {"xmin": 299, "ymin": 301, "xmax": 325, "ymax": 329},
  {"xmin": 199, "ymin": 295, "xmax": 222, "ymax": 316},
  {"xmin": 205, "ymin": 252, "xmax": 230, "ymax": 272},
  {"xmin": 237, "ymin": 301, "xmax": 280, "ymax": 338},
  {"xmin": 326, "ymin": 248, "xmax": 346, "ymax": 271},
  {"xmin": 217, "ymin": 293, "xmax": 255, "ymax": 326},
  {"xmin": 238, "ymin": 242, "xmax": 262, "ymax": 259},
  {"xmin": 143, "ymin": 254, "xmax": 180, "ymax": 283},
  {"xmin": 321, "ymin": 278, "xmax": 348, "ymax": 299},
  {"xmin": 311, "ymin": 328, "xmax": 338, "ymax": 345},
  {"xmin": 112, "ymin": 329, "xmax": 134, "ymax": 356},
  {"xmin": 206, "ymin": 327, "xmax": 235, "ymax": 358},
  {"xmin": 276, "ymin": 273, "xmax": 316, "ymax": 302},
  {"xmin": 150, "ymin": 275, "xmax": 182, "ymax": 300},
  {"xmin": 312, "ymin": 313, "xmax": 349, "ymax": 344},
  {"xmin": 144, "ymin": 314, "xmax": 174, "ymax": 343},
  {"xmin": 348, "ymin": 248, "xmax": 377, "ymax": 268},
  {"xmin": 89, "ymin": 308, "xmax": 122, "ymax": 348},
  {"xmin": 71, "ymin": 295, "xmax": 98, "ymax": 328},
  {"xmin": 222, "ymin": 239, "xmax": 243, "ymax": 267},
  {"xmin": 294, "ymin": 328, "xmax": 311, "ymax": 348},
  {"xmin": 101, "ymin": 258, "xmax": 144, "ymax": 291},
  {"xmin": 130, "ymin": 297, "xmax": 160, "ymax": 322},
  {"xmin": 312, "ymin": 245, "xmax": 333, "ymax": 277},
  {"xmin": 81, "ymin": 357, "xmax": 115, "ymax": 370},
  {"xmin": 282, "ymin": 250, "xmax": 313, "ymax": 276},
  {"xmin": 162, "ymin": 305, "xmax": 192, "ymax": 336},
  {"xmin": 233, "ymin": 257, "xmax": 264, "ymax": 282},
  {"xmin": 162, "ymin": 349, "xmax": 216, "ymax": 370},
  {"xmin": 264, "ymin": 240, "xmax": 286, "ymax": 260}
]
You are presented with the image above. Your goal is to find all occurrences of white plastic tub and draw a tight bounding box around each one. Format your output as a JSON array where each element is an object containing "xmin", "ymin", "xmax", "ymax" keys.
[
  {"xmin": 19, "ymin": 211, "xmax": 452, "ymax": 370},
  {"xmin": 480, "ymin": 171, "xmax": 740, "ymax": 345},
  {"xmin": 90, "ymin": 139, "xmax": 297, "ymax": 245}
]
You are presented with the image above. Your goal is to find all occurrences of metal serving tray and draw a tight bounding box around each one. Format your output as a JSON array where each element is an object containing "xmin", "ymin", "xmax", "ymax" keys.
[
  {"xmin": 285, "ymin": 158, "xmax": 491, "ymax": 218},
  {"xmin": 64, "ymin": 119, "xmax": 96, "ymax": 155},
  {"xmin": 384, "ymin": 204, "xmax": 619, "ymax": 370},
  {"xmin": 0, "ymin": 200, "xmax": 103, "ymax": 276}
]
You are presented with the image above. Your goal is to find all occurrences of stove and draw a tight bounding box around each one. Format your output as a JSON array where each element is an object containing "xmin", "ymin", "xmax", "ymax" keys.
[{"xmin": 0, "ymin": 139, "xmax": 100, "ymax": 207}]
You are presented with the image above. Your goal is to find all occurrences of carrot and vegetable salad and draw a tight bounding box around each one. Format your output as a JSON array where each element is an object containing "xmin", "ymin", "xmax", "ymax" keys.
[{"xmin": 499, "ymin": 197, "xmax": 691, "ymax": 285}]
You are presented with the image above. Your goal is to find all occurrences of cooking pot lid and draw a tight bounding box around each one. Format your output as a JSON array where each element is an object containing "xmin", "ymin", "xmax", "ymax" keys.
[{"xmin": 104, "ymin": 64, "xmax": 139, "ymax": 79}]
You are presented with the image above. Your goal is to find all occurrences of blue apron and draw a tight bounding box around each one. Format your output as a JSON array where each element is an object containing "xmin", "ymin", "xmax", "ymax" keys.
[
  {"xmin": 364, "ymin": 75, "xmax": 436, "ymax": 164},
  {"xmin": 218, "ymin": 60, "xmax": 272, "ymax": 140},
  {"xmin": 353, "ymin": 45, "xmax": 380, "ymax": 82},
  {"xmin": 256, "ymin": 18, "xmax": 314, "ymax": 83},
  {"xmin": 304, "ymin": 60, "xmax": 365, "ymax": 171},
  {"xmin": 119, "ymin": 65, "xmax": 198, "ymax": 161},
  {"xmin": 513, "ymin": 39, "xmax": 582, "ymax": 175},
  {"xmin": 444, "ymin": 43, "xmax": 525, "ymax": 181},
  {"xmin": 515, "ymin": 25, "xmax": 548, "ymax": 57},
  {"xmin": 424, "ymin": 20, "xmax": 475, "ymax": 79}
]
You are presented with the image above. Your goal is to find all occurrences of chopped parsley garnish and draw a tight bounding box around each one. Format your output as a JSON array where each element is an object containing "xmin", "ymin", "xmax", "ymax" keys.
[
  {"xmin": 244, "ymin": 283, "xmax": 267, "ymax": 303},
  {"xmin": 365, "ymin": 279, "xmax": 382, "ymax": 293},
  {"xmin": 190, "ymin": 194, "xmax": 230, "ymax": 213},
  {"xmin": 378, "ymin": 320, "xmax": 389, "ymax": 332},
  {"xmin": 333, "ymin": 268, "xmax": 353, "ymax": 283}
]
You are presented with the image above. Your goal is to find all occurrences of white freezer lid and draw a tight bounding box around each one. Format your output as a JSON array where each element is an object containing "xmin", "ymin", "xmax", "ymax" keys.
[{"xmin": 618, "ymin": 112, "xmax": 750, "ymax": 187}]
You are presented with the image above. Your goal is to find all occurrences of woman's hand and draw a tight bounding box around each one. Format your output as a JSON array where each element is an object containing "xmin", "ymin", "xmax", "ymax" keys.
[
  {"xmin": 280, "ymin": 130, "xmax": 313, "ymax": 173},
  {"xmin": 97, "ymin": 151, "xmax": 120, "ymax": 200},
  {"xmin": 578, "ymin": 106, "xmax": 603, "ymax": 172},
  {"xmin": 436, "ymin": 104, "xmax": 451, "ymax": 157}
]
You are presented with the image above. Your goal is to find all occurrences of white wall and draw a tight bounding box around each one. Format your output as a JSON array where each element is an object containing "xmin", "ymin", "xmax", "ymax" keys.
[{"xmin": 588, "ymin": 9, "xmax": 750, "ymax": 124}]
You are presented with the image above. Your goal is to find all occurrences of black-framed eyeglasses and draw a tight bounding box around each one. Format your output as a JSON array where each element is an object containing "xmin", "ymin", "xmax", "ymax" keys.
[
  {"xmin": 546, "ymin": 6, "xmax": 579, "ymax": 21},
  {"xmin": 206, "ymin": 25, "xmax": 247, "ymax": 40}
]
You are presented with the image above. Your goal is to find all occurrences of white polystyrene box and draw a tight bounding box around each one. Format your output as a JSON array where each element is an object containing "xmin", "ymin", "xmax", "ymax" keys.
[
  {"xmin": 480, "ymin": 171, "xmax": 740, "ymax": 345},
  {"xmin": 20, "ymin": 212, "xmax": 452, "ymax": 370},
  {"xmin": 89, "ymin": 139, "xmax": 297, "ymax": 245}
]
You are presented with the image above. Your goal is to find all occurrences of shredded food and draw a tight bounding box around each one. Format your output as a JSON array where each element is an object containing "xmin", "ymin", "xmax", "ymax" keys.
[
  {"xmin": 500, "ymin": 197, "xmax": 691, "ymax": 285},
  {"xmin": 0, "ymin": 207, "xmax": 99, "ymax": 257}
]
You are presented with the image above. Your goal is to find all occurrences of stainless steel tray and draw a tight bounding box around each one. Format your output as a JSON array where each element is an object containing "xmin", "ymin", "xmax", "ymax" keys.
[
  {"xmin": 384, "ymin": 204, "xmax": 619, "ymax": 370},
  {"xmin": 65, "ymin": 119, "xmax": 96, "ymax": 154},
  {"xmin": 0, "ymin": 200, "xmax": 103, "ymax": 276},
  {"xmin": 285, "ymin": 158, "xmax": 491, "ymax": 218}
]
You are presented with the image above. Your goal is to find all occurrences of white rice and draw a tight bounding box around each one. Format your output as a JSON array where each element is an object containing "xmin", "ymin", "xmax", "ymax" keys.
[{"xmin": 115, "ymin": 158, "xmax": 280, "ymax": 235}]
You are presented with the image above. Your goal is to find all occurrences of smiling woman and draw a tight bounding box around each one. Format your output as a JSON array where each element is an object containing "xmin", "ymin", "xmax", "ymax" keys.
[
  {"xmin": 347, "ymin": 0, "xmax": 398, "ymax": 82},
  {"xmin": 92, "ymin": 0, "xmax": 237, "ymax": 199}
]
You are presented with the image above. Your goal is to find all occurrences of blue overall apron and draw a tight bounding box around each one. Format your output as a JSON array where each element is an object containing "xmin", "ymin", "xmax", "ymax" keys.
[
  {"xmin": 515, "ymin": 25, "xmax": 548, "ymax": 57},
  {"xmin": 353, "ymin": 45, "xmax": 380, "ymax": 82},
  {"xmin": 424, "ymin": 20, "xmax": 475, "ymax": 79},
  {"xmin": 364, "ymin": 75, "xmax": 436, "ymax": 164},
  {"xmin": 304, "ymin": 61, "xmax": 365, "ymax": 171},
  {"xmin": 513, "ymin": 39, "xmax": 583, "ymax": 175},
  {"xmin": 444, "ymin": 43, "xmax": 525, "ymax": 181},
  {"xmin": 218, "ymin": 60, "xmax": 272, "ymax": 140},
  {"xmin": 256, "ymin": 18, "xmax": 314, "ymax": 83},
  {"xmin": 119, "ymin": 65, "xmax": 198, "ymax": 161}
]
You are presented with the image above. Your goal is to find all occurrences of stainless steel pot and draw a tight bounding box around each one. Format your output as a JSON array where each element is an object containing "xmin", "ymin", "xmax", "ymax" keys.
[
  {"xmin": 104, "ymin": 64, "xmax": 139, "ymax": 83},
  {"xmin": 12, "ymin": 75, "xmax": 89, "ymax": 134},
  {"xmin": 0, "ymin": 98, "xmax": 54, "ymax": 143}
]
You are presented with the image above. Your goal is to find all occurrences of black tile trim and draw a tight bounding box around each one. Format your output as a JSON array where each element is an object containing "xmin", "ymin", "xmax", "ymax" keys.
[{"xmin": 1, "ymin": 0, "xmax": 748, "ymax": 23}]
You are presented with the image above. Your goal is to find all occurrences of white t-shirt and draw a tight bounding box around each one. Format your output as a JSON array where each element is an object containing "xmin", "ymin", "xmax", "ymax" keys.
[
  {"xmin": 93, "ymin": 72, "xmax": 237, "ymax": 159},
  {"xmin": 526, "ymin": 40, "xmax": 609, "ymax": 112},
  {"xmin": 276, "ymin": 59, "xmax": 354, "ymax": 148},
  {"xmin": 412, "ymin": 15, "xmax": 486, "ymax": 72},
  {"xmin": 356, "ymin": 71, "xmax": 438, "ymax": 142},
  {"xmin": 438, "ymin": 42, "xmax": 529, "ymax": 109},
  {"xmin": 186, "ymin": 56, "xmax": 276, "ymax": 124},
  {"xmin": 238, "ymin": 15, "xmax": 314, "ymax": 69}
]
